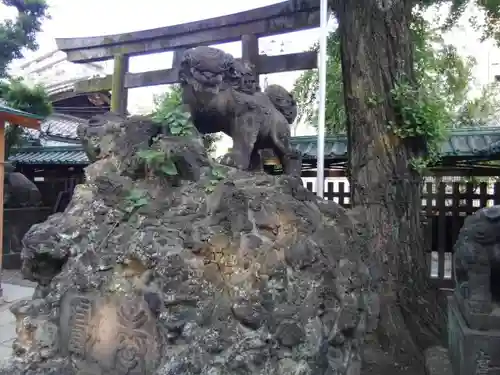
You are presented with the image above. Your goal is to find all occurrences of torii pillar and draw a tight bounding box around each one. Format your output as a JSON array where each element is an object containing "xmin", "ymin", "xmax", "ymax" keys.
[{"xmin": 0, "ymin": 105, "xmax": 42, "ymax": 300}]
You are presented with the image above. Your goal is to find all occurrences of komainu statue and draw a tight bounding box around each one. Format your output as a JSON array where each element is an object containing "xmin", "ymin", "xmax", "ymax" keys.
[
  {"xmin": 454, "ymin": 205, "xmax": 500, "ymax": 326},
  {"xmin": 179, "ymin": 46, "xmax": 302, "ymax": 176},
  {"xmin": 4, "ymin": 163, "xmax": 41, "ymax": 208},
  {"xmin": 265, "ymin": 84, "xmax": 298, "ymax": 125}
]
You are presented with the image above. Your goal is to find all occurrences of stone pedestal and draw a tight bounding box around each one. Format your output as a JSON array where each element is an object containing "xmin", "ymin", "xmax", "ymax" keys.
[{"xmin": 448, "ymin": 296, "xmax": 500, "ymax": 375}]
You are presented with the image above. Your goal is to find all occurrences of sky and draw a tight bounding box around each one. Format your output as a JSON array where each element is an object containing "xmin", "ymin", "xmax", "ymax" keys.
[
  {"xmin": 3, "ymin": 0, "xmax": 322, "ymax": 96},
  {"xmin": 2, "ymin": 0, "xmax": 500, "ymax": 155}
]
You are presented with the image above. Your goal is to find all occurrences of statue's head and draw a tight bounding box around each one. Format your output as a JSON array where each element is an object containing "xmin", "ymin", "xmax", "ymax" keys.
[
  {"xmin": 230, "ymin": 60, "xmax": 259, "ymax": 94},
  {"xmin": 178, "ymin": 46, "xmax": 235, "ymax": 100},
  {"xmin": 265, "ymin": 84, "xmax": 297, "ymax": 124}
]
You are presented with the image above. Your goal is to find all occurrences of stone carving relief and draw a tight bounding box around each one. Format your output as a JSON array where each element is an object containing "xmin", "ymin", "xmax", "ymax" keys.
[
  {"xmin": 59, "ymin": 292, "xmax": 163, "ymax": 375},
  {"xmin": 9, "ymin": 299, "xmax": 58, "ymax": 361}
]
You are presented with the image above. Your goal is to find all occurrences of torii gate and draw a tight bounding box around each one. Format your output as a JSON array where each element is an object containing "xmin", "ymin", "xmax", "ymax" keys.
[
  {"xmin": 0, "ymin": 105, "xmax": 42, "ymax": 298},
  {"xmin": 54, "ymin": 0, "xmax": 330, "ymax": 196}
]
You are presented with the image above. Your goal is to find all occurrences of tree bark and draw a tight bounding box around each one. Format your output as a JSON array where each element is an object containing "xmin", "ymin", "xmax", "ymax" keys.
[{"xmin": 333, "ymin": 0, "xmax": 447, "ymax": 372}]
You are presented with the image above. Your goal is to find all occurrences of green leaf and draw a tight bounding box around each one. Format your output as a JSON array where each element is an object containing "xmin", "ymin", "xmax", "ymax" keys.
[
  {"xmin": 161, "ymin": 159, "xmax": 178, "ymax": 176},
  {"xmin": 212, "ymin": 167, "xmax": 226, "ymax": 179},
  {"xmin": 137, "ymin": 149, "xmax": 165, "ymax": 162},
  {"xmin": 134, "ymin": 197, "xmax": 149, "ymax": 207},
  {"xmin": 169, "ymin": 125, "xmax": 183, "ymax": 135},
  {"xmin": 126, "ymin": 188, "xmax": 145, "ymax": 200},
  {"xmin": 291, "ymin": 14, "xmax": 487, "ymax": 135}
]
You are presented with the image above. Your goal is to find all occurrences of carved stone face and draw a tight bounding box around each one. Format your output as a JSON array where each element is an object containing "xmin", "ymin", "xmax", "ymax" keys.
[
  {"xmin": 179, "ymin": 46, "xmax": 234, "ymax": 96},
  {"xmin": 265, "ymin": 84, "xmax": 297, "ymax": 124}
]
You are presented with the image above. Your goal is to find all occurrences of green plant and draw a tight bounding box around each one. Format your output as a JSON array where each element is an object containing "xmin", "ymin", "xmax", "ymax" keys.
[
  {"xmin": 151, "ymin": 86, "xmax": 194, "ymax": 137},
  {"xmin": 0, "ymin": 0, "xmax": 49, "ymax": 78},
  {"xmin": 0, "ymin": 78, "xmax": 53, "ymax": 156},
  {"xmin": 388, "ymin": 78, "xmax": 450, "ymax": 172},
  {"xmin": 205, "ymin": 166, "xmax": 227, "ymax": 193},
  {"xmin": 151, "ymin": 85, "xmax": 221, "ymax": 154},
  {"xmin": 0, "ymin": 0, "xmax": 52, "ymax": 156},
  {"xmin": 291, "ymin": 13, "xmax": 479, "ymax": 135},
  {"xmin": 154, "ymin": 107, "xmax": 194, "ymax": 137},
  {"xmin": 124, "ymin": 189, "xmax": 149, "ymax": 213},
  {"xmin": 137, "ymin": 149, "xmax": 178, "ymax": 178}
]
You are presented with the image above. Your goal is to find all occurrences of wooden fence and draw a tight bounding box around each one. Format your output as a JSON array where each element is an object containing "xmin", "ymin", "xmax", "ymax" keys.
[{"xmin": 301, "ymin": 178, "xmax": 500, "ymax": 290}]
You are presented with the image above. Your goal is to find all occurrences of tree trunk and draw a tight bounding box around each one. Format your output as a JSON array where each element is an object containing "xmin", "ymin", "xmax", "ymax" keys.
[{"xmin": 333, "ymin": 0, "xmax": 447, "ymax": 372}]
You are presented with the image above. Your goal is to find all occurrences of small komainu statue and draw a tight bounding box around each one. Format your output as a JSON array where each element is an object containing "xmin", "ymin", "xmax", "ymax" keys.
[
  {"xmin": 4, "ymin": 163, "xmax": 41, "ymax": 208},
  {"xmin": 454, "ymin": 205, "xmax": 500, "ymax": 315},
  {"xmin": 178, "ymin": 46, "xmax": 302, "ymax": 176}
]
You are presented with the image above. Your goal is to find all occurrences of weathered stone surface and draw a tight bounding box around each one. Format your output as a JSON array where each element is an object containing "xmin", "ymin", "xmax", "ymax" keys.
[
  {"xmin": 448, "ymin": 205, "xmax": 500, "ymax": 375},
  {"xmin": 424, "ymin": 346, "xmax": 453, "ymax": 375},
  {"xmin": 448, "ymin": 295, "xmax": 500, "ymax": 375},
  {"xmin": 264, "ymin": 84, "xmax": 297, "ymax": 125},
  {"xmin": 4, "ymin": 113, "xmax": 377, "ymax": 375},
  {"xmin": 179, "ymin": 46, "xmax": 302, "ymax": 176},
  {"xmin": 454, "ymin": 205, "xmax": 500, "ymax": 329}
]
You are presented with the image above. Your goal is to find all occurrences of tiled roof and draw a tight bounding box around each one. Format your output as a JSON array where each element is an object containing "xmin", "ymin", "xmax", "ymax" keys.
[
  {"xmin": 8, "ymin": 146, "xmax": 88, "ymax": 165},
  {"xmin": 40, "ymin": 113, "xmax": 83, "ymax": 140},
  {"xmin": 26, "ymin": 112, "xmax": 84, "ymax": 141},
  {"xmin": 2, "ymin": 108, "xmax": 83, "ymax": 141},
  {"xmin": 8, "ymin": 127, "xmax": 500, "ymax": 165},
  {"xmin": 292, "ymin": 135, "xmax": 347, "ymax": 161},
  {"xmin": 0, "ymin": 104, "xmax": 44, "ymax": 120},
  {"xmin": 293, "ymin": 127, "xmax": 500, "ymax": 161}
]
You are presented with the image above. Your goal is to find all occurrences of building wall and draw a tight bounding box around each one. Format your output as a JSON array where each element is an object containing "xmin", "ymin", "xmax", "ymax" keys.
[{"xmin": 9, "ymin": 50, "xmax": 107, "ymax": 97}]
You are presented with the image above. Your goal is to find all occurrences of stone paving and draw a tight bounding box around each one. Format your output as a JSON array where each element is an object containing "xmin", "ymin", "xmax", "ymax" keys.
[{"xmin": 0, "ymin": 282, "xmax": 35, "ymax": 359}]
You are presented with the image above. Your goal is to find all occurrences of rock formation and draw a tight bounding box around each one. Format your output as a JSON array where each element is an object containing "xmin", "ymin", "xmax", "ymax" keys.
[{"xmin": 0, "ymin": 113, "xmax": 379, "ymax": 375}]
